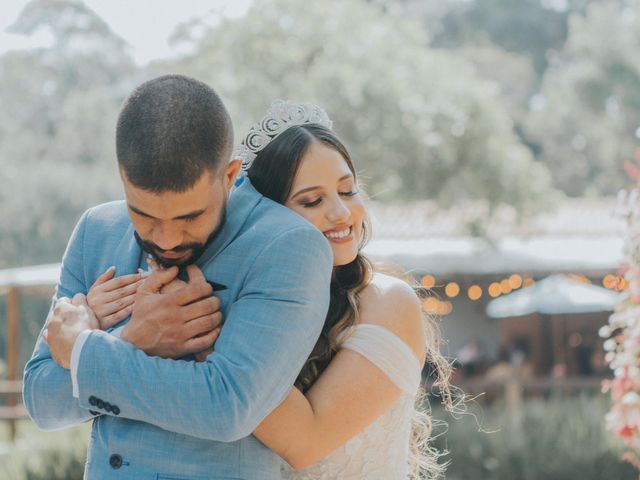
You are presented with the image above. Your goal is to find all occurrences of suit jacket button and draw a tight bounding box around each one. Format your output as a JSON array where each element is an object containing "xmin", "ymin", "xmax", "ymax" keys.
[
  {"xmin": 103, "ymin": 402, "xmax": 112, "ymax": 413},
  {"xmin": 111, "ymin": 405, "xmax": 121, "ymax": 416},
  {"xmin": 109, "ymin": 454, "xmax": 123, "ymax": 469},
  {"xmin": 88, "ymin": 396, "xmax": 97, "ymax": 406},
  {"xmin": 96, "ymin": 399, "xmax": 105, "ymax": 410}
]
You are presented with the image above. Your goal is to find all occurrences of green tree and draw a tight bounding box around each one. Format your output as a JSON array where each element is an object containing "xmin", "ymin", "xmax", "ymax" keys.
[
  {"xmin": 432, "ymin": 0, "xmax": 571, "ymax": 74},
  {"xmin": 524, "ymin": 0, "xmax": 640, "ymax": 196},
  {"xmin": 0, "ymin": 0, "xmax": 133, "ymax": 268},
  {"xmin": 166, "ymin": 0, "xmax": 556, "ymax": 224}
]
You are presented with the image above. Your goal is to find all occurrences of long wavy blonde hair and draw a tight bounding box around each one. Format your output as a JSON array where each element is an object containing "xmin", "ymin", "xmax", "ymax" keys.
[
  {"xmin": 248, "ymin": 123, "xmax": 455, "ymax": 479},
  {"xmin": 295, "ymin": 251, "xmax": 455, "ymax": 479}
]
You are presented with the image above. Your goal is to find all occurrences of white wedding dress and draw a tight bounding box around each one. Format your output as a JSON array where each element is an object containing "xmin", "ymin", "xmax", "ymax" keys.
[{"xmin": 281, "ymin": 323, "xmax": 422, "ymax": 479}]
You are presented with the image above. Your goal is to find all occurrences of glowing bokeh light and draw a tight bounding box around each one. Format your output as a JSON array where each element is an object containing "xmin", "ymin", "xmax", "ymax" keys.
[
  {"xmin": 445, "ymin": 282, "xmax": 460, "ymax": 298},
  {"xmin": 421, "ymin": 275, "xmax": 436, "ymax": 289},
  {"xmin": 468, "ymin": 285, "xmax": 482, "ymax": 301}
]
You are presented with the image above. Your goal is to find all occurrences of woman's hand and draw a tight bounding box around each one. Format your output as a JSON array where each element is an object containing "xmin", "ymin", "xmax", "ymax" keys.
[
  {"xmin": 87, "ymin": 266, "xmax": 143, "ymax": 329},
  {"xmin": 146, "ymin": 257, "xmax": 188, "ymax": 294}
]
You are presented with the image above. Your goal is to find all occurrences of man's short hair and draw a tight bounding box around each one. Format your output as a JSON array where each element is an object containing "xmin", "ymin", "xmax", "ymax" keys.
[{"xmin": 116, "ymin": 74, "xmax": 234, "ymax": 192}]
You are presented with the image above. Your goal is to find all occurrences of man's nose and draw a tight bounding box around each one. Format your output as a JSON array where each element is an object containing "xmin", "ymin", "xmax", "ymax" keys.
[{"xmin": 152, "ymin": 223, "xmax": 183, "ymax": 251}]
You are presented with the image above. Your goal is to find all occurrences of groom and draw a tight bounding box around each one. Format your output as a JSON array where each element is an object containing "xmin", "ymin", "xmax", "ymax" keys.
[{"xmin": 23, "ymin": 75, "xmax": 333, "ymax": 479}]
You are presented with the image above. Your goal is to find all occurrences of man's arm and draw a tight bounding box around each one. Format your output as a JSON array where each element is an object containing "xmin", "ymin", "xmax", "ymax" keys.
[
  {"xmin": 22, "ymin": 210, "xmax": 99, "ymax": 430},
  {"xmin": 72, "ymin": 226, "xmax": 332, "ymax": 442}
]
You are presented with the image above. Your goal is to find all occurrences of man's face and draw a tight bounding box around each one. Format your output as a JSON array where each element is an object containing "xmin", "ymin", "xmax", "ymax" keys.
[{"xmin": 122, "ymin": 163, "xmax": 240, "ymax": 268}]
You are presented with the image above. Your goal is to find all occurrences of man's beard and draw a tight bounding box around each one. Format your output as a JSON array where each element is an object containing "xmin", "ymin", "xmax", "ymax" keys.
[{"xmin": 134, "ymin": 208, "xmax": 227, "ymax": 269}]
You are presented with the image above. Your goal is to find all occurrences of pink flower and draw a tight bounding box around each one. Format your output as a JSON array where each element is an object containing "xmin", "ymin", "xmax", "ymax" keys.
[{"xmin": 618, "ymin": 424, "xmax": 637, "ymax": 438}]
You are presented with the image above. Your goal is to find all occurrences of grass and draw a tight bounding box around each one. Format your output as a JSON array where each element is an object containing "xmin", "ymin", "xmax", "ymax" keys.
[
  {"xmin": 0, "ymin": 394, "xmax": 636, "ymax": 480},
  {"xmin": 431, "ymin": 393, "xmax": 638, "ymax": 480},
  {"xmin": 0, "ymin": 421, "xmax": 88, "ymax": 480}
]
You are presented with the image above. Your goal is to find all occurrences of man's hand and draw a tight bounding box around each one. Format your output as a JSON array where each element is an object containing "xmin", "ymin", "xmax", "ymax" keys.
[
  {"xmin": 121, "ymin": 265, "xmax": 222, "ymax": 359},
  {"xmin": 44, "ymin": 293, "xmax": 99, "ymax": 369}
]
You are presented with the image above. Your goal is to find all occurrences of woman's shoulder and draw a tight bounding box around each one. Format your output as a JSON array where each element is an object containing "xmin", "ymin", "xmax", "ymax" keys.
[
  {"xmin": 360, "ymin": 272, "xmax": 420, "ymax": 311},
  {"xmin": 357, "ymin": 273, "xmax": 425, "ymax": 358}
]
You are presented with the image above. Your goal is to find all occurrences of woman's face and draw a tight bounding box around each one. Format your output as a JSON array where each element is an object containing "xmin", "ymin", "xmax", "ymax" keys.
[{"xmin": 285, "ymin": 141, "xmax": 365, "ymax": 267}]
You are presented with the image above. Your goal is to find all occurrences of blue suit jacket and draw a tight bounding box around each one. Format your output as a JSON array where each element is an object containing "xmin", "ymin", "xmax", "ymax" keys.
[{"xmin": 23, "ymin": 179, "xmax": 333, "ymax": 479}]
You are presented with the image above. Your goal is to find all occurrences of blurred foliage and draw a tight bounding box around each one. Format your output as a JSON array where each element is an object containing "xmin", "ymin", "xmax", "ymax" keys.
[
  {"xmin": 432, "ymin": 394, "xmax": 637, "ymax": 480},
  {"xmin": 0, "ymin": 422, "xmax": 88, "ymax": 480},
  {"xmin": 387, "ymin": 0, "xmax": 637, "ymax": 197},
  {"xmin": 525, "ymin": 0, "xmax": 640, "ymax": 196},
  {"xmin": 0, "ymin": 0, "xmax": 128, "ymax": 268},
  {"xmin": 166, "ymin": 0, "xmax": 556, "ymax": 217},
  {"xmin": 0, "ymin": 396, "xmax": 634, "ymax": 480},
  {"xmin": 427, "ymin": 0, "xmax": 574, "ymax": 74}
]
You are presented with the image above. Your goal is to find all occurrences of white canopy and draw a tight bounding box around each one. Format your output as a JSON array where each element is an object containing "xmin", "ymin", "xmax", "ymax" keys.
[
  {"xmin": 485, "ymin": 274, "xmax": 620, "ymax": 318},
  {"xmin": 364, "ymin": 235, "xmax": 622, "ymax": 276}
]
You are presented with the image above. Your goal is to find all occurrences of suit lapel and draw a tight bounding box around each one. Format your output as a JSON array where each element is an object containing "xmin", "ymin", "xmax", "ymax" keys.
[
  {"xmin": 113, "ymin": 223, "xmax": 143, "ymax": 276},
  {"xmin": 195, "ymin": 179, "xmax": 262, "ymax": 269}
]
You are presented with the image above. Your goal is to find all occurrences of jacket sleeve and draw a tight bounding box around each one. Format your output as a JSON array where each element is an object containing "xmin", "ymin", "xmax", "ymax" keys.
[
  {"xmin": 73, "ymin": 226, "xmax": 333, "ymax": 442},
  {"xmin": 22, "ymin": 209, "xmax": 100, "ymax": 430}
]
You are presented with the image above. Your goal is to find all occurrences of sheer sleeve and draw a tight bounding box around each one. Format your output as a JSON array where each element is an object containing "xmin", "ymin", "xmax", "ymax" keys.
[{"xmin": 339, "ymin": 324, "xmax": 422, "ymax": 393}]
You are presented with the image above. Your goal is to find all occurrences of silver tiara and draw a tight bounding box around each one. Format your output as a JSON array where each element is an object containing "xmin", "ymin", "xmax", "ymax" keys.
[{"xmin": 234, "ymin": 100, "xmax": 333, "ymax": 175}]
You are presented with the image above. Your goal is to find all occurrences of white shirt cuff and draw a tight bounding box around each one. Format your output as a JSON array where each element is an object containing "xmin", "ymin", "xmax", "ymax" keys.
[
  {"xmin": 110, "ymin": 326, "xmax": 124, "ymax": 339},
  {"xmin": 70, "ymin": 329, "xmax": 92, "ymax": 398}
]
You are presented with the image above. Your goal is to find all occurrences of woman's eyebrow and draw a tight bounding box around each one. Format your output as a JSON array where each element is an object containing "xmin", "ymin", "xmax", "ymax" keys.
[{"xmin": 290, "ymin": 186, "xmax": 321, "ymax": 199}]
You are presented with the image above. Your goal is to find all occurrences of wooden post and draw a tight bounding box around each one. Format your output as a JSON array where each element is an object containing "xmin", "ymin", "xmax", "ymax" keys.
[{"xmin": 6, "ymin": 287, "xmax": 19, "ymax": 442}]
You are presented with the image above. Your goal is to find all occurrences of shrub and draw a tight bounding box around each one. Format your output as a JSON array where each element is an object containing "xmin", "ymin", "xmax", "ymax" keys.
[
  {"xmin": 0, "ymin": 422, "xmax": 88, "ymax": 480},
  {"xmin": 432, "ymin": 394, "xmax": 638, "ymax": 480}
]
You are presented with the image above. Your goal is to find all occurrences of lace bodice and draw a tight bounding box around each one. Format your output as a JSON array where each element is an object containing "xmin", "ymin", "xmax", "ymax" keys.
[{"xmin": 282, "ymin": 324, "xmax": 422, "ymax": 479}]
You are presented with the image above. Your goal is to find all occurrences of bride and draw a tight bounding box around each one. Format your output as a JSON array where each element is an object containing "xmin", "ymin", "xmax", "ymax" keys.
[{"xmin": 89, "ymin": 100, "xmax": 454, "ymax": 479}]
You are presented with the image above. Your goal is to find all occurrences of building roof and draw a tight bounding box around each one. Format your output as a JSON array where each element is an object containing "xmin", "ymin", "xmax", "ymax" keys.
[
  {"xmin": 363, "ymin": 235, "xmax": 622, "ymax": 276},
  {"xmin": 366, "ymin": 197, "xmax": 622, "ymax": 238},
  {"xmin": 363, "ymin": 197, "xmax": 624, "ymax": 276}
]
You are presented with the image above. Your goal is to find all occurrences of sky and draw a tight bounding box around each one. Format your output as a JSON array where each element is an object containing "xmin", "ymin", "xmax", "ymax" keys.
[{"xmin": 0, "ymin": 0, "xmax": 253, "ymax": 65}]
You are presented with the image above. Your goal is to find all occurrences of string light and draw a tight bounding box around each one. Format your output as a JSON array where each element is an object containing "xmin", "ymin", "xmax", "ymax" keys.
[
  {"xmin": 416, "ymin": 273, "xmax": 622, "ymax": 303},
  {"xmin": 440, "ymin": 301, "xmax": 453, "ymax": 315},
  {"xmin": 499, "ymin": 279, "xmax": 512, "ymax": 294},
  {"xmin": 423, "ymin": 297, "xmax": 439, "ymax": 312},
  {"xmin": 422, "ymin": 298, "xmax": 453, "ymax": 316},
  {"xmin": 468, "ymin": 285, "xmax": 482, "ymax": 301},
  {"xmin": 421, "ymin": 275, "xmax": 436, "ymax": 289},
  {"xmin": 603, "ymin": 274, "xmax": 616, "ymax": 289},
  {"xmin": 568, "ymin": 273, "xmax": 591, "ymax": 284},
  {"xmin": 615, "ymin": 277, "xmax": 629, "ymax": 292},
  {"xmin": 509, "ymin": 274, "xmax": 523, "ymax": 289},
  {"xmin": 445, "ymin": 282, "xmax": 460, "ymax": 298},
  {"xmin": 488, "ymin": 282, "xmax": 501, "ymax": 298}
]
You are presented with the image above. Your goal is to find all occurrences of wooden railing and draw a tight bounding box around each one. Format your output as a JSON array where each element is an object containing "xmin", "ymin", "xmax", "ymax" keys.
[
  {"xmin": 2, "ymin": 286, "xmax": 25, "ymax": 442},
  {"xmin": 0, "ymin": 379, "xmax": 27, "ymax": 442}
]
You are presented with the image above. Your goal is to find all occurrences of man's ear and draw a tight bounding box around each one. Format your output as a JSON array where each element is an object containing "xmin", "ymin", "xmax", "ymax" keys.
[{"xmin": 223, "ymin": 159, "xmax": 243, "ymax": 191}]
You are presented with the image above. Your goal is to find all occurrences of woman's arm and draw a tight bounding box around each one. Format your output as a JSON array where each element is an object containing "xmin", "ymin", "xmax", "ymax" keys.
[{"xmin": 253, "ymin": 278, "xmax": 425, "ymax": 469}]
